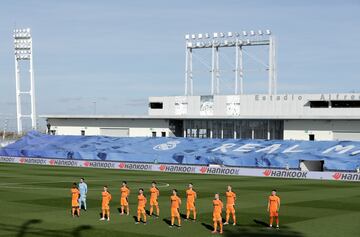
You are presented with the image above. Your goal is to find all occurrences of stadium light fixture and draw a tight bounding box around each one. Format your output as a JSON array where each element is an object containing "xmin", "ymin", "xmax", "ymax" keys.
[
  {"xmin": 13, "ymin": 28, "xmax": 37, "ymax": 133},
  {"xmin": 184, "ymin": 29, "xmax": 276, "ymax": 96}
]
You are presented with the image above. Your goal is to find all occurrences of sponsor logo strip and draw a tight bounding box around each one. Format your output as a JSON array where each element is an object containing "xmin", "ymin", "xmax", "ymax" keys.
[{"xmin": 0, "ymin": 156, "xmax": 359, "ymax": 182}]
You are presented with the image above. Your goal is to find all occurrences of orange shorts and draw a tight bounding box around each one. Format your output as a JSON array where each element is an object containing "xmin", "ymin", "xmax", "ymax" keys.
[
  {"xmin": 72, "ymin": 199, "xmax": 79, "ymax": 207},
  {"xmin": 270, "ymin": 210, "xmax": 279, "ymax": 217},
  {"xmin": 121, "ymin": 197, "xmax": 128, "ymax": 206},
  {"xmin": 213, "ymin": 213, "xmax": 222, "ymax": 222},
  {"xmin": 102, "ymin": 205, "xmax": 109, "ymax": 210},
  {"xmin": 171, "ymin": 208, "xmax": 180, "ymax": 217},
  {"xmin": 137, "ymin": 206, "xmax": 145, "ymax": 214},
  {"xmin": 186, "ymin": 202, "xmax": 195, "ymax": 210},
  {"xmin": 150, "ymin": 198, "xmax": 158, "ymax": 206},
  {"xmin": 226, "ymin": 205, "xmax": 235, "ymax": 214}
]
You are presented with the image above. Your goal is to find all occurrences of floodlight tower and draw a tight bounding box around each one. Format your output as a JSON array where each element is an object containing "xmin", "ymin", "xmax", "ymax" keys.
[
  {"xmin": 184, "ymin": 29, "xmax": 277, "ymax": 95},
  {"xmin": 13, "ymin": 28, "xmax": 37, "ymax": 134}
]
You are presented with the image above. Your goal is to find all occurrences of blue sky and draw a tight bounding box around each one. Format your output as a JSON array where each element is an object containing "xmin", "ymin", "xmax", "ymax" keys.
[{"xmin": 0, "ymin": 0, "xmax": 359, "ymax": 130}]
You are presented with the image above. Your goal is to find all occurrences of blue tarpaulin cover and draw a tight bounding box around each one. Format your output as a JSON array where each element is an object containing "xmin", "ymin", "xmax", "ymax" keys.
[{"xmin": 1, "ymin": 131, "xmax": 360, "ymax": 170}]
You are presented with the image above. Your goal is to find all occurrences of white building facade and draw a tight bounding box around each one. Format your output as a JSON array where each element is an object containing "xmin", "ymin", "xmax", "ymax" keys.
[{"xmin": 43, "ymin": 92, "xmax": 360, "ymax": 141}]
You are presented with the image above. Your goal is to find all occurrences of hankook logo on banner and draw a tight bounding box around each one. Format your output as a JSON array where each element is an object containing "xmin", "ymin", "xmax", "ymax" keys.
[
  {"xmin": 158, "ymin": 164, "xmax": 196, "ymax": 173},
  {"xmin": 332, "ymin": 172, "xmax": 360, "ymax": 181},
  {"xmin": 263, "ymin": 169, "xmax": 307, "ymax": 178}
]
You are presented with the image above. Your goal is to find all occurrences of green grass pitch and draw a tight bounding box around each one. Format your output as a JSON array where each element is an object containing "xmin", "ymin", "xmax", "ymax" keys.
[{"xmin": 0, "ymin": 163, "xmax": 359, "ymax": 237}]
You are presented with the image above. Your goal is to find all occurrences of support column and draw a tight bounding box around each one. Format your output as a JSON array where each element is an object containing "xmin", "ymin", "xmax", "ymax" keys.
[
  {"xmin": 15, "ymin": 58, "xmax": 22, "ymax": 134},
  {"xmin": 235, "ymin": 42, "xmax": 243, "ymax": 94},
  {"xmin": 268, "ymin": 36, "xmax": 277, "ymax": 95},
  {"xmin": 211, "ymin": 45, "xmax": 215, "ymax": 94},
  {"xmin": 215, "ymin": 47, "xmax": 220, "ymax": 94},
  {"xmin": 185, "ymin": 46, "xmax": 193, "ymax": 96},
  {"xmin": 29, "ymin": 41, "xmax": 37, "ymax": 130}
]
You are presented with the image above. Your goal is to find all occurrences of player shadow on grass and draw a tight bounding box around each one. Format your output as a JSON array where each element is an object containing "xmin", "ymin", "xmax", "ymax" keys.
[
  {"xmin": 253, "ymin": 219, "xmax": 268, "ymax": 227},
  {"xmin": 162, "ymin": 218, "xmax": 172, "ymax": 226},
  {"xmin": 201, "ymin": 222, "xmax": 213, "ymax": 231},
  {"xmin": 222, "ymin": 220, "xmax": 305, "ymax": 237},
  {"xmin": 0, "ymin": 219, "xmax": 93, "ymax": 237}
]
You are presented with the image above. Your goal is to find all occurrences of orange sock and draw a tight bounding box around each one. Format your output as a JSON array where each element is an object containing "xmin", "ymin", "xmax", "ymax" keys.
[
  {"xmin": 156, "ymin": 206, "xmax": 159, "ymax": 216},
  {"xmin": 270, "ymin": 217, "xmax": 273, "ymax": 225},
  {"xmin": 214, "ymin": 222, "xmax": 217, "ymax": 231},
  {"xmin": 137, "ymin": 211, "xmax": 141, "ymax": 222},
  {"xmin": 186, "ymin": 210, "xmax": 190, "ymax": 219},
  {"xmin": 126, "ymin": 206, "xmax": 129, "ymax": 214},
  {"xmin": 102, "ymin": 210, "xmax": 105, "ymax": 218},
  {"xmin": 219, "ymin": 222, "xmax": 223, "ymax": 233},
  {"xmin": 276, "ymin": 217, "xmax": 279, "ymax": 225},
  {"xmin": 150, "ymin": 206, "xmax": 153, "ymax": 215},
  {"xmin": 226, "ymin": 213, "xmax": 229, "ymax": 222},
  {"xmin": 193, "ymin": 209, "xmax": 197, "ymax": 220},
  {"xmin": 233, "ymin": 214, "xmax": 236, "ymax": 224},
  {"xmin": 107, "ymin": 210, "xmax": 110, "ymax": 218},
  {"xmin": 178, "ymin": 216, "xmax": 181, "ymax": 226},
  {"xmin": 121, "ymin": 206, "xmax": 124, "ymax": 214},
  {"xmin": 171, "ymin": 217, "xmax": 175, "ymax": 225}
]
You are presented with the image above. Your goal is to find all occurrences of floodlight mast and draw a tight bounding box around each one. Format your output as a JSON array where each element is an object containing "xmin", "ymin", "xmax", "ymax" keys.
[
  {"xmin": 184, "ymin": 29, "xmax": 276, "ymax": 96},
  {"xmin": 13, "ymin": 28, "xmax": 37, "ymax": 134}
]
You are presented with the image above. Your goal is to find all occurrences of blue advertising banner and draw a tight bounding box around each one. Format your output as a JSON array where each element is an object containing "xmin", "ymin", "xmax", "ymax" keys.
[{"xmin": 1, "ymin": 131, "xmax": 360, "ymax": 171}]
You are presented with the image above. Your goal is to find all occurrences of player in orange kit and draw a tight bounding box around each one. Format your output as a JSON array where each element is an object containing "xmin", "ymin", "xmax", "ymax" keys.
[
  {"xmin": 135, "ymin": 188, "xmax": 147, "ymax": 224},
  {"xmin": 100, "ymin": 186, "xmax": 112, "ymax": 221},
  {"xmin": 186, "ymin": 183, "xmax": 197, "ymax": 221},
  {"xmin": 212, "ymin": 193, "xmax": 224, "ymax": 234},
  {"xmin": 170, "ymin": 189, "xmax": 182, "ymax": 228},
  {"xmin": 267, "ymin": 189, "xmax": 281, "ymax": 228},
  {"xmin": 149, "ymin": 181, "xmax": 160, "ymax": 217},
  {"xmin": 120, "ymin": 181, "xmax": 130, "ymax": 215},
  {"xmin": 71, "ymin": 183, "xmax": 80, "ymax": 217},
  {"xmin": 224, "ymin": 185, "xmax": 236, "ymax": 226}
]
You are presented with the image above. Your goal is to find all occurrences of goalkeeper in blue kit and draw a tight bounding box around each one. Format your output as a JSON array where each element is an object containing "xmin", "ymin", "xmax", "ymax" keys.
[{"xmin": 78, "ymin": 178, "xmax": 88, "ymax": 211}]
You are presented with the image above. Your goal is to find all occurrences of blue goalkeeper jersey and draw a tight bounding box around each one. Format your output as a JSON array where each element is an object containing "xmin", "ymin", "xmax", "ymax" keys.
[{"xmin": 78, "ymin": 182, "xmax": 88, "ymax": 197}]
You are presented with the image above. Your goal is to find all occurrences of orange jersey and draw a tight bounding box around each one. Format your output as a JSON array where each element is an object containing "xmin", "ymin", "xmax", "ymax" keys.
[
  {"xmin": 102, "ymin": 191, "xmax": 112, "ymax": 206},
  {"xmin": 226, "ymin": 191, "xmax": 236, "ymax": 206},
  {"xmin": 213, "ymin": 199, "xmax": 223, "ymax": 215},
  {"xmin": 268, "ymin": 195, "xmax": 280, "ymax": 211},
  {"xmin": 170, "ymin": 195, "xmax": 181, "ymax": 209},
  {"xmin": 138, "ymin": 194, "xmax": 147, "ymax": 207},
  {"xmin": 121, "ymin": 186, "xmax": 130, "ymax": 198},
  {"xmin": 71, "ymin": 188, "xmax": 80, "ymax": 206},
  {"xmin": 186, "ymin": 189, "xmax": 197, "ymax": 203},
  {"xmin": 71, "ymin": 188, "xmax": 80, "ymax": 201},
  {"xmin": 150, "ymin": 187, "xmax": 159, "ymax": 200}
]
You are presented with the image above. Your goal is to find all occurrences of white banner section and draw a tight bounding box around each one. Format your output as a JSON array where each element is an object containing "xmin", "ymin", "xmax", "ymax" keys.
[{"xmin": 0, "ymin": 156, "xmax": 359, "ymax": 182}]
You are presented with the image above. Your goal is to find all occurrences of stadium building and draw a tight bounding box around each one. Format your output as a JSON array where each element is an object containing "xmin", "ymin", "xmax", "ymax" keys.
[
  {"xmin": 42, "ymin": 31, "xmax": 360, "ymax": 141},
  {"xmin": 43, "ymin": 93, "xmax": 360, "ymax": 141}
]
